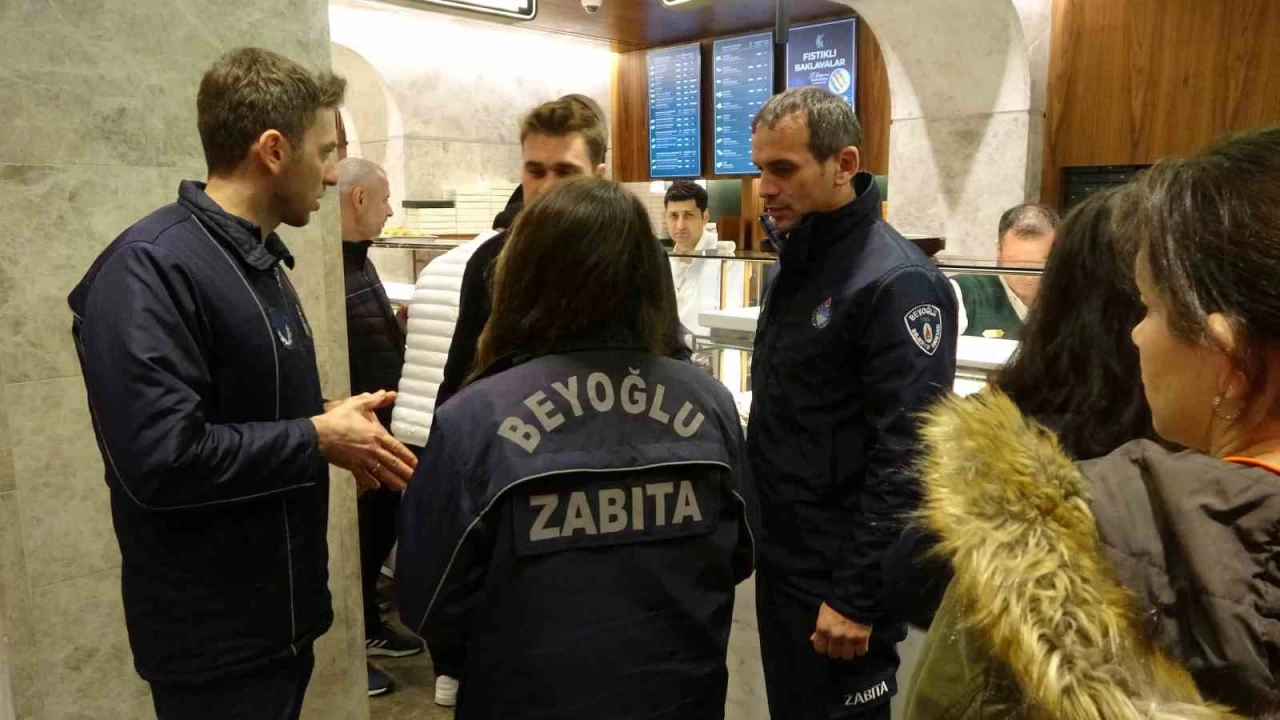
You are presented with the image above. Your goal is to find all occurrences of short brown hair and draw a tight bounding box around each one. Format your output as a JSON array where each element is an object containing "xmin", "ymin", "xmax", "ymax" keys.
[
  {"xmin": 1122, "ymin": 125, "xmax": 1280, "ymax": 407},
  {"xmin": 752, "ymin": 86, "xmax": 862, "ymax": 161},
  {"xmin": 519, "ymin": 96, "xmax": 608, "ymax": 168},
  {"xmin": 197, "ymin": 47, "xmax": 347, "ymax": 173},
  {"xmin": 471, "ymin": 177, "xmax": 679, "ymax": 379},
  {"xmin": 998, "ymin": 203, "xmax": 1060, "ymax": 241}
]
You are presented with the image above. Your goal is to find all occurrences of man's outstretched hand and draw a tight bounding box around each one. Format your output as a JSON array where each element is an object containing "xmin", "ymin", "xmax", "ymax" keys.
[{"xmin": 312, "ymin": 391, "xmax": 417, "ymax": 492}]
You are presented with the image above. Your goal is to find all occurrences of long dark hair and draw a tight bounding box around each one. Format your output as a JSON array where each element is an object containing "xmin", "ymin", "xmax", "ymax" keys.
[
  {"xmin": 992, "ymin": 188, "xmax": 1157, "ymax": 459},
  {"xmin": 471, "ymin": 177, "xmax": 681, "ymax": 379}
]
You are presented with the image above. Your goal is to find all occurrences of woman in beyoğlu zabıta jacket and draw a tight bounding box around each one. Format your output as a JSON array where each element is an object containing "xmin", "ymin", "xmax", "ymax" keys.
[
  {"xmin": 396, "ymin": 177, "xmax": 757, "ymax": 720},
  {"xmin": 903, "ymin": 126, "xmax": 1280, "ymax": 720}
]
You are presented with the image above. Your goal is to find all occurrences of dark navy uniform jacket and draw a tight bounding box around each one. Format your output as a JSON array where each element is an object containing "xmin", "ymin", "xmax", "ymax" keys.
[
  {"xmin": 398, "ymin": 348, "xmax": 756, "ymax": 719},
  {"xmin": 67, "ymin": 182, "xmax": 331, "ymax": 684},
  {"xmin": 748, "ymin": 173, "xmax": 957, "ymax": 625}
]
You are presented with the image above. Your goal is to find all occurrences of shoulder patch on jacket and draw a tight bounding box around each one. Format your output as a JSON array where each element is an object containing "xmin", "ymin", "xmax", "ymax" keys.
[{"xmin": 904, "ymin": 304, "xmax": 942, "ymax": 355}]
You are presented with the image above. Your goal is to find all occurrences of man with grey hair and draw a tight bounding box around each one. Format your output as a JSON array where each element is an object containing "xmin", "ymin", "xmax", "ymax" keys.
[
  {"xmin": 337, "ymin": 156, "xmax": 423, "ymax": 698},
  {"xmin": 952, "ymin": 202, "xmax": 1060, "ymax": 339},
  {"xmin": 747, "ymin": 86, "xmax": 957, "ymax": 719}
]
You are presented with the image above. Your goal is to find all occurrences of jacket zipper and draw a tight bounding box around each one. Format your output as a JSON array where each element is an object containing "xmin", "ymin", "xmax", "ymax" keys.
[
  {"xmin": 274, "ymin": 265, "xmax": 302, "ymax": 655},
  {"xmin": 194, "ymin": 218, "xmax": 299, "ymax": 652},
  {"xmin": 362, "ymin": 262, "xmax": 404, "ymax": 343}
]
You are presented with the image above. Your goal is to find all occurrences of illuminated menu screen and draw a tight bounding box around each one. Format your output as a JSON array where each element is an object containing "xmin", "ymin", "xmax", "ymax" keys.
[
  {"xmin": 786, "ymin": 18, "xmax": 857, "ymax": 109},
  {"xmin": 647, "ymin": 43, "xmax": 702, "ymax": 179},
  {"xmin": 712, "ymin": 32, "xmax": 773, "ymax": 175}
]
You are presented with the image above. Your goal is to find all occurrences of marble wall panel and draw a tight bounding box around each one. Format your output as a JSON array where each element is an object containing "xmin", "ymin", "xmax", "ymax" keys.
[
  {"xmin": 302, "ymin": 467, "xmax": 368, "ymax": 720},
  {"xmin": 329, "ymin": 0, "xmax": 613, "ymax": 209},
  {"xmin": 887, "ymin": 112, "xmax": 1032, "ymax": 261},
  {"xmin": 0, "ymin": 0, "xmax": 334, "ymax": 170},
  {"xmin": 850, "ymin": 0, "xmax": 1031, "ymax": 122},
  {"xmin": 0, "ymin": 165, "xmax": 191, "ymax": 384},
  {"xmin": 1025, "ymin": 112, "xmax": 1046, "ymax": 203},
  {"xmin": 725, "ymin": 577, "xmax": 769, "ymax": 720},
  {"xmin": 0, "ymin": 398, "xmax": 13, "ymax": 496},
  {"xmin": 333, "ymin": 43, "xmax": 395, "ymax": 146},
  {"xmin": 27, "ymin": 569, "xmax": 151, "ymax": 719},
  {"xmin": 7, "ymin": 378, "xmax": 118, "ymax": 590},
  {"xmin": 1013, "ymin": 0, "xmax": 1055, "ymax": 114},
  {"xmin": 0, "ymin": 0, "xmax": 366, "ymax": 714},
  {"xmin": 330, "ymin": 0, "xmax": 613, "ymax": 147},
  {"xmin": 0, "ymin": 493, "xmax": 29, "ymax": 720},
  {"xmin": 403, "ymin": 140, "xmax": 522, "ymax": 202}
]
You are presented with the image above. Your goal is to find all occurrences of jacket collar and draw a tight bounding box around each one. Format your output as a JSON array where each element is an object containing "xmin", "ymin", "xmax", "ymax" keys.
[
  {"xmin": 784, "ymin": 172, "xmax": 881, "ymax": 263},
  {"xmin": 343, "ymin": 239, "xmax": 373, "ymax": 264},
  {"xmin": 178, "ymin": 180, "xmax": 295, "ymax": 271},
  {"xmin": 471, "ymin": 341, "xmax": 654, "ymax": 386}
]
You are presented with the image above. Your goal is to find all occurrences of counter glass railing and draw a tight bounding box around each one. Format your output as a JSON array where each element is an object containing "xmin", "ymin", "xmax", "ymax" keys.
[{"xmin": 665, "ymin": 248, "xmax": 1047, "ymax": 277}]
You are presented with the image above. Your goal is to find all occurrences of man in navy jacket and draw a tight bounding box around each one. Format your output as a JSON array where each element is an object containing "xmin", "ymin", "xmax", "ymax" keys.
[
  {"xmin": 68, "ymin": 48, "xmax": 416, "ymax": 720},
  {"xmin": 747, "ymin": 88, "xmax": 958, "ymax": 719}
]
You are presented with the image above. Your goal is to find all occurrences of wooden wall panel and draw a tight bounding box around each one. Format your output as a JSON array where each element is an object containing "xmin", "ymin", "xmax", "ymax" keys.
[
  {"xmin": 611, "ymin": 50, "xmax": 650, "ymax": 182},
  {"xmin": 1041, "ymin": 0, "xmax": 1280, "ymax": 205},
  {"xmin": 856, "ymin": 18, "xmax": 890, "ymax": 176},
  {"xmin": 611, "ymin": 17, "xmax": 892, "ymax": 182}
]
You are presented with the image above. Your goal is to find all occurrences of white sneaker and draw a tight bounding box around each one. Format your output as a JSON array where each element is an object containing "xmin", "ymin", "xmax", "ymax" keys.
[{"xmin": 434, "ymin": 675, "xmax": 459, "ymax": 707}]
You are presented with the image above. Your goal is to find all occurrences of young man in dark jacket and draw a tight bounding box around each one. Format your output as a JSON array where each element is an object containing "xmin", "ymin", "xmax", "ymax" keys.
[
  {"xmin": 747, "ymin": 87, "xmax": 957, "ymax": 719},
  {"xmin": 337, "ymin": 157, "xmax": 423, "ymax": 697},
  {"xmin": 68, "ymin": 48, "xmax": 417, "ymax": 720},
  {"xmin": 435, "ymin": 95, "xmax": 609, "ymax": 409},
  {"xmin": 435, "ymin": 94, "xmax": 689, "ymax": 410}
]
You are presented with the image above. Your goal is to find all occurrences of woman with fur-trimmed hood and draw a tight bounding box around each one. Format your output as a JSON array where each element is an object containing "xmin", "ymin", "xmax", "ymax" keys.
[{"xmin": 904, "ymin": 127, "xmax": 1280, "ymax": 719}]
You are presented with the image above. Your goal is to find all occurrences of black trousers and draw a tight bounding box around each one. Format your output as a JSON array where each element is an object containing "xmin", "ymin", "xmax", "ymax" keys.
[
  {"xmin": 359, "ymin": 486, "xmax": 401, "ymax": 635},
  {"xmin": 756, "ymin": 573, "xmax": 904, "ymax": 720},
  {"xmin": 150, "ymin": 650, "xmax": 314, "ymax": 720}
]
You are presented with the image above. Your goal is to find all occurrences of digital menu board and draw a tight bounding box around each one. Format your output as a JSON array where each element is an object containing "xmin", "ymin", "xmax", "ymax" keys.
[
  {"xmin": 647, "ymin": 43, "xmax": 702, "ymax": 179},
  {"xmin": 786, "ymin": 18, "xmax": 857, "ymax": 109},
  {"xmin": 712, "ymin": 32, "xmax": 774, "ymax": 175}
]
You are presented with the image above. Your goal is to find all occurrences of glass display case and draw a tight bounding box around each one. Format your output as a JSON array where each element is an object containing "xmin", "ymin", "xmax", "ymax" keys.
[
  {"xmin": 371, "ymin": 236, "xmax": 470, "ymax": 309},
  {"xmin": 370, "ymin": 237, "xmax": 1042, "ymax": 418}
]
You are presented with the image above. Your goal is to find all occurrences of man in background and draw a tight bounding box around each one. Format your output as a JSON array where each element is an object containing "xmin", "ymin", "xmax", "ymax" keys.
[
  {"xmin": 434, "ymin": 94, "xmax": 612, "ymax": 408},
  {"xmin": 665, "ymin": 180, "xmax": 721, "ymax": 343},
  {"xmin": 951, "ymin": 203, "xmax": 1060, "ymax": 340},
  {"xmin": 69, "ymin": 48, "xmax": 416, "ymax": 719},
  {"xmin": 337, "ymin": 157, "xmax": 424, "ymax": 699}
]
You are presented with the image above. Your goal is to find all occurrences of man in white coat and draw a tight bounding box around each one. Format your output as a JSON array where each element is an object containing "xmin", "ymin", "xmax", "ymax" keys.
[
  {"xmin": 665, "ymin": 180, "xmax": 721, "ymax": 344},
  {"xmin": 389, "ymin": 186, "xmax": 521, "ymax": 708}
]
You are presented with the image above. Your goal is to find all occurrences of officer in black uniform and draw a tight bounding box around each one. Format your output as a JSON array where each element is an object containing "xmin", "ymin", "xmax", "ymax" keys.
[
  {"xmin": 397, "ymin": 177, "xmax": 756, "ymax": 720},
  {"xmin": 747, "ymin": 87, "xmax": 958, "ymax": 719}
]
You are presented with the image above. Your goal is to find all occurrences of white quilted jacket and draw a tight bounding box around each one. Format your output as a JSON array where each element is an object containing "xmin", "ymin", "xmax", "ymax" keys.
[{"xmin": 391, "ymin": 234, "xmax": 492, "ymax": 447}]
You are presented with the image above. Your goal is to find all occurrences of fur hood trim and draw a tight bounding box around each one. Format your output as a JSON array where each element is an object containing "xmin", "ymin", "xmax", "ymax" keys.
[{"xmin": 917, "ymin": 391, "xmax": 1242, "ymax": 720}]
